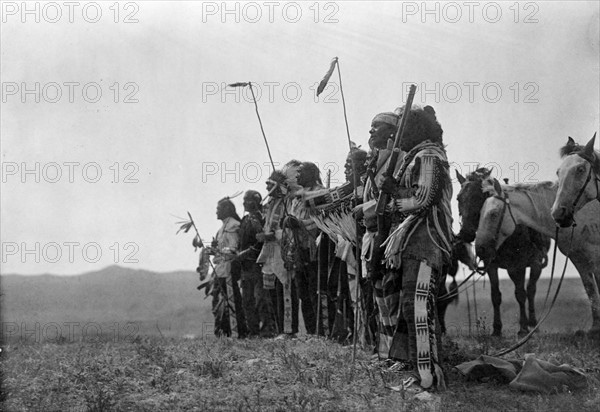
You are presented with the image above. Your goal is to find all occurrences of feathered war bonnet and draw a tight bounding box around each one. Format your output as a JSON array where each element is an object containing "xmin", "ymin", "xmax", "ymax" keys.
[
  {"xmin": 282, "ymin": 160, "xmax": 302, "ymax": 193},
  {"xmin": 264, "ymin": 159, "xmax": 303, "ymax": 200},
  {"xmin": 265, "ymin": 170, "xmax": 289, "ymax": 199}
]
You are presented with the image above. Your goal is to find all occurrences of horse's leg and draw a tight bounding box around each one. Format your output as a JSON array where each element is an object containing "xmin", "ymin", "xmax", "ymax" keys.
[
  {"xmin": 508, "ymin": 267, "xmax": 529, "ymax": 336},
  {"xmin": 488, "ymin": 265, "xmax": 502, "ymax": 336},
  {"xmin": 594, "ymin": 271, "xmax": 600, "ymax": 337},
  {"xmin": 566, "ymin": 253, "xmax": 600, "ymax": 336},
  {"xmin": 527, "ymin": 264, "xmax": 541, "ymax": 327}
]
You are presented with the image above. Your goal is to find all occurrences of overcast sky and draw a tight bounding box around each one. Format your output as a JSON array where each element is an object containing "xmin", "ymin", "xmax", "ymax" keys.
[{"xmin": 1, "ymin": 1, "xmax": 598, "ymax": 276}]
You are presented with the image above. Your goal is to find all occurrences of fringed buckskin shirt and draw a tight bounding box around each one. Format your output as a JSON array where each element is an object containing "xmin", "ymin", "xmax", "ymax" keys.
[
  {"xmin": 214, "ymin": 217, "xmax": 240, "ymax": 278},
  {"xmin": 382, "ymin": 141, "xmax": 453, "ymax": 270},
  {"xmin": 256, "ymin": 197, "xmax": 287, "ymax": 283}
]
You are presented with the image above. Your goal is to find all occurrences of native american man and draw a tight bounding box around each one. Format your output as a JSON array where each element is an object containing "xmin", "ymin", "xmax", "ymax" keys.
[
  {"xmin": 341, "ymin": 146, "xmax": 378, "ymax": 345},
  {"xmin": 235, "ymin": 190, "xmax": 276, "ymax": 337},
  {"xmin": 380, "ymin": 105, "xmax": 453, "ymax": 391},
  {"xmin": 256, "ymin": 168, "xmax": 299, "ymax": 337},
  {"xmin": 211, "ymin": 198, "xmax": 247, "ymax": 338},
  {"xmin": 296, "ymin": 152, "xmax": 366, "ymax": 339},
  {"xmin": 359, "ymin": 111, "xmax": 406, "ymax": 360},
  {"xmin": 323, "ymin": 149, "xmax": 369, "ymax": 343},
  {"xmin": 287, "ymin": 161, "xmax": 324, "ymax": 335}
]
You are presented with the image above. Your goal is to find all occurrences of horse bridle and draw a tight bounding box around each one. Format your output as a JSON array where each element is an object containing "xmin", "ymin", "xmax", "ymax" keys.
[
  {"xmin": 491, "ymin": 190, "xmax": 518, "ymax": 246},
  {"xmin": 571, "ymin": 154, "xmax": 600, "ymax": 208}
]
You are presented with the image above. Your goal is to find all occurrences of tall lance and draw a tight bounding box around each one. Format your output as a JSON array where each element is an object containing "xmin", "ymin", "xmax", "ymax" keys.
[
  {"xmin": 316, "ymin": 57, "xmax": 363, "ymax": 363},
  {"xmin": 227, "ymin": 82, "xmax": 276, "ymax": 173}
]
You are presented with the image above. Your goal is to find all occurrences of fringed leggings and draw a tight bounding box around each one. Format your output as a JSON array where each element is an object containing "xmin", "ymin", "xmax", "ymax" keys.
[
  {"xmin": 394, "ymin": 258, "xmax": 445, "ymax": 389},
  {"xmin": 373, "ymin": 269, "xmax": 401, "ymax": 360}
]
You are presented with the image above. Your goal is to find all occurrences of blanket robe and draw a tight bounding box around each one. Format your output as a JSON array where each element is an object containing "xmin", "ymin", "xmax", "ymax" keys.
[{"xmin": 381, "ymin": 141, "xmax": 453, "ymax": 389}]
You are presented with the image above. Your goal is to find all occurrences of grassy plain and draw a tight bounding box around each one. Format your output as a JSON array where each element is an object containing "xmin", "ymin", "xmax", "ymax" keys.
[
  {"xmin": 2, "ymin": 269, "xmax": 599, "ymax": 411},
  {"xmin": 1, "ymin": 331, "xmax": 599, "ymax": 411}
]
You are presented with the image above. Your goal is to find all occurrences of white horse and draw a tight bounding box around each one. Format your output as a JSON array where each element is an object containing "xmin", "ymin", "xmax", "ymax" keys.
[
  {"xmin": 552, "ymin": 134, "xmax": 600, "ymax": 227},
  {"xmin": 475, "ymin": 177, "xmax": 600, "ymax": 336}
]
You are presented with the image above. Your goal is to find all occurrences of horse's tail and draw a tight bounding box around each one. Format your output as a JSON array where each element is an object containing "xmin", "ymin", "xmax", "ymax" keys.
[{"xmin": 449, "ymin": 277, "xmax": 459, "ymax": 305}]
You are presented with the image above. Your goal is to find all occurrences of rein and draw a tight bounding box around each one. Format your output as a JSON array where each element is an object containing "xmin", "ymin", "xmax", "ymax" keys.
[
  {"xmin": 542, "ymin": 226, "xmax": 560, "ymax": 310},
  {"xmin": 492, "ymin": 225, "xmax": 576, "ymax": 357},
  {"xmin": 437, "ymin": 264, "xmax": 486, "ymax": 302}
]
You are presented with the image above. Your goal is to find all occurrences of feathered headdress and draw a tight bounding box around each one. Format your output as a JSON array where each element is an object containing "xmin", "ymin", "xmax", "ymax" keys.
[
  {"xmin": 218, "ymin": 191, "xmax": 243, "ymax": 221},
  {"xmin": 265, "ymin": 170, "xmax": 288, "ymax": 199},
  {"xmin": 175, "ymin": 212, "xmax": 205, "ymax": 251}
]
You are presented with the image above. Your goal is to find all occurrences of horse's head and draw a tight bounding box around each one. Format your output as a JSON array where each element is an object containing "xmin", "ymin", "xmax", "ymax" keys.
[
  {"xmin": 451, "ymin": 238, "xmax": 477, "ymax": 271},
  {"xmin": 456, "ymin": 167, "xmax": 493, "ymax": 243},
  {"xmin": 475, "ymin": 179, "xmax": 517, "ymax": 263},
  {"xmin": 552, "ymin": 134, "xmax": 599, "ymax": 227}
]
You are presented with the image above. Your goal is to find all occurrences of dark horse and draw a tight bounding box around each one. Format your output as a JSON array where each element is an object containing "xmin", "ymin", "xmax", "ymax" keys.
[{"xmin": 456, "ymin": 168, "xmax": 551, "ymax": 336}]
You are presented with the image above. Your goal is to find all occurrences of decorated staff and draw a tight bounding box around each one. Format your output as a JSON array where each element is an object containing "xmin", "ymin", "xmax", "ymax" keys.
[
  {"xmin": 316, "ymin": 57, "xmax": 368, "ymax": 360},
  {"xmin": 227, "ymin": 82, "xmax": 276, "ymax": 172},
  {"xmin": 175, "ymin": 212, "xmax": 214, "ymax": 291}
]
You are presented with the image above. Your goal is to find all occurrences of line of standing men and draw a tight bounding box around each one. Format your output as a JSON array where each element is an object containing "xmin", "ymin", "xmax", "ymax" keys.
[
  {"xmin": 207, "ymin": 161, "xmax": 328, "ymax": 339},
  {"xmin": 205, "ymin": 103, "xmax": 453, "ymax": 392}
]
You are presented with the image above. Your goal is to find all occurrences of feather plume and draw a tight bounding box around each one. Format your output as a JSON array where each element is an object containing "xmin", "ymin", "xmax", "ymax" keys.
[
  {"xmin": 176, "ymin": 220, "xmax": 194, "ymax": 234},
  {"xmin": 316, "ymin": 57, "xmax": 338, "ymax": 96}
]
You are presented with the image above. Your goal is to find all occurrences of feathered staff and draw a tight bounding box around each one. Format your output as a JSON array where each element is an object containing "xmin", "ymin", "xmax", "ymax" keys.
[
  {"xmin": 176, "ymin": 211, "xmax": 204, "ymax": 249},
  {"xmin": 316, "ymin": 57, "xmax": 363, "ymax": 364},
  {"xmin": 227, "ymin": 82, "xmax": 276, "ymax": 173},
  {"xmin": 175, "ymin": 211, "xmax": 215, "ymax": 294}
]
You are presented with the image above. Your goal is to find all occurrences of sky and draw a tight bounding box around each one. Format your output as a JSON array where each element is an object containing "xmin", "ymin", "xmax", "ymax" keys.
[{"xmin": 1, "ymin": 1, "xmax": 599, "ymax": 277}]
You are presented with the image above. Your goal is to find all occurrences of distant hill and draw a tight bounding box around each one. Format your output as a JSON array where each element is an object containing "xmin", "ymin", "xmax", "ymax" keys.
[
  {"xmin": 0, "ymin": 266, "xmax": 593, "ymax": 342},
  {"xmin": 1, "ymin": 265, "xmax": 214, "ymax": 341}
]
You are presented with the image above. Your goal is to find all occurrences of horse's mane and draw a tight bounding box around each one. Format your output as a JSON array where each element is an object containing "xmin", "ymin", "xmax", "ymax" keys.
[
  {"xmin": 560, "ymin": 142, "xmax": 585, "ymax": 158},
  {"xmin": 465, "ymin": 167, "xmax": 492, "ymax": 182},
  {"xmin": 559, "ymin": 138, "xmax": 600, "ymax": 176},
  {"xmin": 505, "ymin": 181, "xmax": 557, "ymax": 193}
]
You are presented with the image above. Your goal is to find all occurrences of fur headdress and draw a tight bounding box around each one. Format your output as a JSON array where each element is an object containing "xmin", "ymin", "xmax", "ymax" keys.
[
  {"xmin": 265, "ymin": 170, "xmax": 289, "ymax": 198},
  {"xmin": 394, "ymin": 104, "xmax": 443, "ymax": 146}
]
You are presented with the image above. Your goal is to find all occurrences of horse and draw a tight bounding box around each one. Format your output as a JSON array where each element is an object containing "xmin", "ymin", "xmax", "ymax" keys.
[
  {"xmin": 475, "ymin": 176, "xmax": 600, "ymax": 336},
  {"xmin": 456, "ymin": 168, "xmax": 551, "ymax": 336},
  {"xmin": 552, "ymin": 134, "xmax": 600, "ymax": 227}
]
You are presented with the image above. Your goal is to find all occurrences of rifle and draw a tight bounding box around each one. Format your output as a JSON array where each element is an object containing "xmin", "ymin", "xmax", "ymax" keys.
[{"xmin": 375, "ymin": 84, "xmax": 417, "ymax": 218}]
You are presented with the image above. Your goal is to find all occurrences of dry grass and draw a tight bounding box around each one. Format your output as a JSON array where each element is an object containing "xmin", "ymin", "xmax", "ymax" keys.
[{"xmin": 1, "ymin": 330, "xmax": 599, "ymax": 412}]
